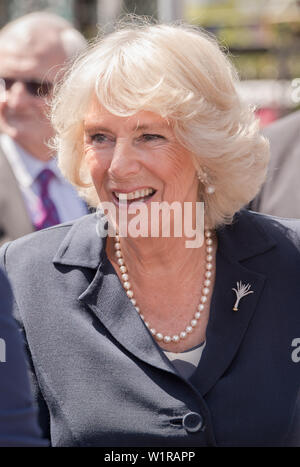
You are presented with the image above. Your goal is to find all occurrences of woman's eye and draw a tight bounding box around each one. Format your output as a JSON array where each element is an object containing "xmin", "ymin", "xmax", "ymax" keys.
[
  {"xmin": 90, "ymin": 134, "xmax": 108, "ymax": 143},
  {"xmin": 141, "ymin": 134, "xmax": 165, "ymax": 142},
  {"xmin": 89, "ymin": 133, "xmax": 115, "ymax": 145}
]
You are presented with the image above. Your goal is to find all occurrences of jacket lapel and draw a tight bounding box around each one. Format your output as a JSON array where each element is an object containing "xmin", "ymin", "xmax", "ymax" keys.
[
  {"xmin": 190, "ymin": 211, "xmax": 276, "ymax": 395},
  {"xmin": 190, "ymin": 250, "xmax": 266, "ymax": 394},
  {"xmin": 53, "ymin": 214, "xmax": 178, "ymax": 376},
  {"xmin": 79, "ymin": 257, "xmax": 178, "ymax": 375}
]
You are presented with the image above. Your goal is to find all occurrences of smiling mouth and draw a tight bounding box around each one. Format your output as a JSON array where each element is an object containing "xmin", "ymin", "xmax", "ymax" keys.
[{"xmin": 113, "ymin": 188, "xmax": 157, "ymax": 204}]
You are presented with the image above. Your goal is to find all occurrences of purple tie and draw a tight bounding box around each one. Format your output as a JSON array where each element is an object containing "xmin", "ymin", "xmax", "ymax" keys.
[{"xmin": 34, "ymin": 168, "xmax": 60, "ymax": 230}]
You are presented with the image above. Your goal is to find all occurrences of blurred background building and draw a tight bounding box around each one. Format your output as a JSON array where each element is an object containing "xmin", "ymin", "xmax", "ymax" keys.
[{"xmin": 2, "ymin": 0, "xmax": 300, "ymax": 125}]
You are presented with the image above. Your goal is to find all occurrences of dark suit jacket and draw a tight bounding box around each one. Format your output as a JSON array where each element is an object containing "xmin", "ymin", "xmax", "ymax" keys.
[
  {"xmin": 0, "ymin": 210, "xmax": 299, "ymax": 447},
  {"xmin": 251, "ymin": 110, "xmax": 300, "ymax": 218},
  {"xmin": 0, "ymin": 268, "xmax": 47, "ymax": 446}
]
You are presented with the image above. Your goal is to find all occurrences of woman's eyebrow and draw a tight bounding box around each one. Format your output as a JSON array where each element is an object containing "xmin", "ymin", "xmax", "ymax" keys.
[
  {"xmin": 83, "ymin": 121, "xmax": 171, "ymax": 133},
  {"xmin": 134, "ymin": 122, "xmax": 171, "ymax": 131},
  {"xmin": 83, "ymin": 125, "xmax": 111, "ymax": 133}
]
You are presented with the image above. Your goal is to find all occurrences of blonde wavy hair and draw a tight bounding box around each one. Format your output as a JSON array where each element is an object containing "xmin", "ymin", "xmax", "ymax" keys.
[{"xmin": 51, "ymin": 19, "xmax": 269, "ymax": 228}]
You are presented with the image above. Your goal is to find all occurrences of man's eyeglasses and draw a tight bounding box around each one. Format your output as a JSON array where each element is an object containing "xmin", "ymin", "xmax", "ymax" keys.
[{"xmin": 1, "ymin": 78, "xmax": 53, "ymax": 97}]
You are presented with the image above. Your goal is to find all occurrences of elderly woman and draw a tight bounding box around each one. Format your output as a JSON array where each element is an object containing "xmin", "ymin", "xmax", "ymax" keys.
[{"xmin": 0, "ymin": 21, "xmax": 299, "ymax": 447}]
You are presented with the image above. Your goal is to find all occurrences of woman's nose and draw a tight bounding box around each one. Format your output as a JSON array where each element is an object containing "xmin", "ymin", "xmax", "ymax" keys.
[{"xmin": 109, "ymin": 140, "xmax": 141, "ymax": 178}]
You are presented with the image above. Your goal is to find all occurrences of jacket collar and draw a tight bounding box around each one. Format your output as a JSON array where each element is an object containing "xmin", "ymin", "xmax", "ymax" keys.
[
  {"xmin": 215, "ymin": 209, "xmax": 276, "ymax": 262},
  {"xmin": 53, "ymin": 210, "xmax": 277, "ymax": 390},
  {"xmin": 53, "ymin": 213, "xmax": 106, "ymax": 269},
  {"xmin": 53, "ymin": 210, "xmax": 276, "ymax": 269}
]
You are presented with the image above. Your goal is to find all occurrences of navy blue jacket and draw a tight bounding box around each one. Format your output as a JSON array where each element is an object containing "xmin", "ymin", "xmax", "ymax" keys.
[
  {"xmin": 0, "ymin": 268, "xmax": 47, "ymax": 446},
  {"xmin": 0, "ymin": 210, "xmax": 299, "ymax": 447}
]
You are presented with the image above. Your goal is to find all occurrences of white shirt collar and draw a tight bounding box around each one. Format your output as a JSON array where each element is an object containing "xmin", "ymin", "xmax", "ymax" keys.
[{"xmin": 0, "ymin": 134, "xmax": 63, "ymax": 188}]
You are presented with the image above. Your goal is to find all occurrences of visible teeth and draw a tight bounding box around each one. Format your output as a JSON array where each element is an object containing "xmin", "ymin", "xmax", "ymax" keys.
[{"xmin": 115, "ymin": 188, "xmax": 154, "ymax": 200}]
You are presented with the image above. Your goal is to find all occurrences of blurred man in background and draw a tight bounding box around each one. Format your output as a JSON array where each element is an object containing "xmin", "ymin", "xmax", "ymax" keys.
[
  {"xmin": 0, "ymin": 12, "xmax": 88, "ymax": 246},
  {"xmin": 250, "ymin": 109, "xmax": 300, "ymax": 218}
]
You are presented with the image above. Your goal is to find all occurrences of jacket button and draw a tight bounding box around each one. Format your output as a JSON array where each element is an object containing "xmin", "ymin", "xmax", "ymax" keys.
[{"xmin": 182, "ymin": 412, "xmax": 204, "ymax": 433}]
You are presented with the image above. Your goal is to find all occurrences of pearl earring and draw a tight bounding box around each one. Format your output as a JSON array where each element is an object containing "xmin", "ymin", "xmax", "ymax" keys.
[
  {"xmin": 205, "ymin": 185, "xmax": 216, "ymax": 195},
  {"xmin": 197, "ymin": 170, "xmax": 216, "ymax": 195}
]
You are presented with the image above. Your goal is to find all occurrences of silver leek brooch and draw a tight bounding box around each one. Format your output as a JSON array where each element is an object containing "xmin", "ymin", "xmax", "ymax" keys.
[{"xmin": 232, "ymin": 281, "xmax": 254, "ymax": 311}]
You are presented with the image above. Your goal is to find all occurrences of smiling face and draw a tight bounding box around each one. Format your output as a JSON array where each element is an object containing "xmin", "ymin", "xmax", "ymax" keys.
[{"xmin": 83, "ymin": 98, "xmax": 200, "ymax": 235}]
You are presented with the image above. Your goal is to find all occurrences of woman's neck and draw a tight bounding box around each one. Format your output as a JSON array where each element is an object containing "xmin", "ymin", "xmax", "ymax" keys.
[{"xmin": 106, "ymin": 234, "xmax": 211, "ymax": 282}]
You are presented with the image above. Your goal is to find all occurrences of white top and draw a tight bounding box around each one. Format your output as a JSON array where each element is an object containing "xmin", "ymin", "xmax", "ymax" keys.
[
  {"xmin": 163, "ymin": 341, "xmax": 206, "ymax": 379},
  {"xmin": 0, "ymin": 134, "xmax": 87, "ymax": 224}
]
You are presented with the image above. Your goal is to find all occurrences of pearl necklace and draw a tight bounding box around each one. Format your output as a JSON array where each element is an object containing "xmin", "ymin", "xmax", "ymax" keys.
[{"xmin": 114, "ymin": 230, "xmax": 213, "ymax": 344}]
